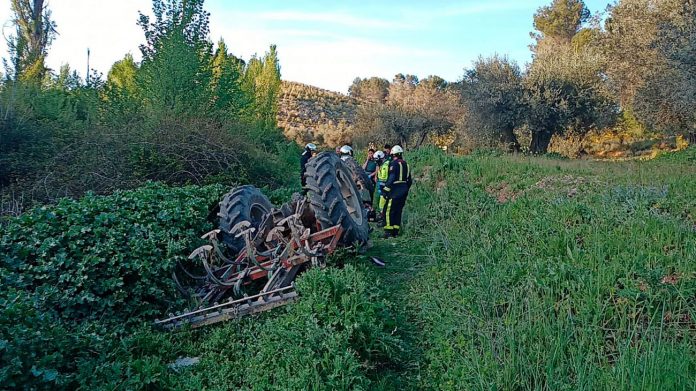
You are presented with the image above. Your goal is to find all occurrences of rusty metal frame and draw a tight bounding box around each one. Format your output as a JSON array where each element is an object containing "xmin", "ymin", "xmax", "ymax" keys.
[{"xmin": 159, "ymin": 195, "xmax": 346, "ymax": 330}]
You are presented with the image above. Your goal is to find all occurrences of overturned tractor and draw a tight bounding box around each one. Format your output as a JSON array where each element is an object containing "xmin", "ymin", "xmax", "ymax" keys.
[{"xmin": 156, "ymin": 152, "xmax": 371, "ymax": 329}]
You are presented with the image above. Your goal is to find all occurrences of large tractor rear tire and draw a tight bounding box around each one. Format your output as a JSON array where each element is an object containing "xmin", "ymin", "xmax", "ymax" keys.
[
  {"xmin": 218, "ymin": 185, "xmax": 273, "ymax": 254},
  {"xmin": 342, "ymin": 157, "xmax": 375, "ymax": 202},
  {"xmin": 304, "ymin": 152, "xmax": 369, "ymax": 245}
]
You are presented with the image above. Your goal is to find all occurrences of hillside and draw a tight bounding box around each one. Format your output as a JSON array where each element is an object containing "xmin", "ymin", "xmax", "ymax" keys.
[
  {"xmin": 277, "ymin": 81, "xmax": 359, "ymax": 146},
  {"xmin": 276, "ymin": 80, "xmax": 690, "ymax": 159}
]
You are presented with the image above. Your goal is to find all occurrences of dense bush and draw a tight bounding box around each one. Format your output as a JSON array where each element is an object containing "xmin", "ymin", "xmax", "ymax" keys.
[
  {"xmin": 1, "ymin": 182, "xmax": 225, "ymax": 323},
  {"xmin": 0, "ymin": 182, "xmax": 225, "ymax": 388}
]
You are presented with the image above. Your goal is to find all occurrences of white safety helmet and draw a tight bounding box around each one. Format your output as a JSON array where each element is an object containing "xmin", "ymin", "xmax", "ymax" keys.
[
  {"xmin": 339, "ymin": 145, "xmax": 353, "ymax": 155},
  {"xmin": 374, "ymin": 150, "xmax": 385, "ymax": 160},
  {"xmin": 391, "ymin": 145, "xmax": 404, "ymax": 155},
  {"xmin": 305, "ymin": 143, "xmax": 317, "ymax": 151}
]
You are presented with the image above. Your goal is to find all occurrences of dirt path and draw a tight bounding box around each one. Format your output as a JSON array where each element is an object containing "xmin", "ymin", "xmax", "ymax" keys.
[{"xmin": 361, "ymin": 233, "xmax": 436, "ymax": 389}]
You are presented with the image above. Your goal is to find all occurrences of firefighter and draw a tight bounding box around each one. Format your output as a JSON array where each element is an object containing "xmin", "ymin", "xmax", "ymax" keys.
[
  {"xmin": 374, "ymin": 151, "xmax": 389, "ymax": 219},
  {"xmin": 371, "ymin": 150, "xmax": 386, "ymax": 218},
  {"xmin": 300, "ymin": 143, "xmax": 317, "ymax": 189},
  {"xmin": 376, "ymin": 145, "xmax": 392, "ymax": 218},
  {"xmin": 381, "ymin": 145, "xmax": 412, "ymax": 238},
  {"xmin": 339, "ymin": 145, "xmax": 353, "ymax": 161}
]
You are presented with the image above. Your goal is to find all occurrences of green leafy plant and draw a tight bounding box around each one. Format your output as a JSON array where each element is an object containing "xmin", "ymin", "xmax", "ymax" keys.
[{"xmin": 0, "ymin": 182, "xmax": 225, "ymax": 388}]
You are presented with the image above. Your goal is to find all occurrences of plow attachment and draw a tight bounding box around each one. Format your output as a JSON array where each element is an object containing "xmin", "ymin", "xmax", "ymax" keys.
[
  {"xmin": 155, "ymin": 285, "xmax": 298, "ymax": 329},
  {"xmin": 156, "ymin": 196, "xmax": 345, "ymax": 329}
]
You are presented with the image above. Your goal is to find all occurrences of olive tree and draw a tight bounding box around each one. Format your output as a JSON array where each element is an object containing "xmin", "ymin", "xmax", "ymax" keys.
[
  {"xmin": 617, "ymin": 0, "xmax": 696, "ymax": 137},
  {"xmin": 459, "ymin": 55, "xmax": 525, "ymax": 152},
  {"xmin": 524, "ymin": 46, "xmax": 616, "ymax": 154}
]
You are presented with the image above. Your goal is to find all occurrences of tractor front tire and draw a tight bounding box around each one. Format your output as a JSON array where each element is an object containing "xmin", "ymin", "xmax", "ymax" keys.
[
  {"xmin": 218, "ymin": 185, "xmax": 273, "ymax": 254},
  {"xmin": 304, "ymin": 152, "xmax": 369, "ymax": 245}
]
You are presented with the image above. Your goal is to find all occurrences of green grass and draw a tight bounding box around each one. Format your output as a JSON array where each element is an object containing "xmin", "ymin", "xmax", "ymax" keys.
[
  {"xmin": 2, "ymin": 147, "xmax": 694, "ymax": 389},
  {"xmin": 364, "ymin": 146, "xmax": 696, "ymax": 390}
]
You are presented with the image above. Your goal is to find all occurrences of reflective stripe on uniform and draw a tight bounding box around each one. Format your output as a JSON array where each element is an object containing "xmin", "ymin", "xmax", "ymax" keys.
[{"xmin": 384, "ymin": 199, "xmax": 394, "ymax": 229}]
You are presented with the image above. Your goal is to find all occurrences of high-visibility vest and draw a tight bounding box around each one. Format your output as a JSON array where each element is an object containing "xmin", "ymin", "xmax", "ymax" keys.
[{"xmin": 377, "ymin": 162, "xmax": 389, "ymax": 181}]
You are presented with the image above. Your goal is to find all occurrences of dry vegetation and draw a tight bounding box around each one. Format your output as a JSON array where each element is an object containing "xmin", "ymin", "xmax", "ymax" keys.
[{"xmin": 277, "ymin": 81, "xmax": 359, "ymax": 146}]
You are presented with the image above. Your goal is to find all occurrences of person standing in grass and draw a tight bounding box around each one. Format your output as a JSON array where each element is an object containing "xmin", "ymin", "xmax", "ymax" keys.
[
  {"xmin": 376, "ymin": 144, "xmax": 392, "ymax": 219},
  {"xmin": 363, "ymin": 148, "xmax": 377, "ymax": 183},
  {"xmin": 373, "ymin": 151, "xmax": 387, "ymax": 217},
  {"xmin": 382, "ymin": 145, "xmax": 412, "ymax": 238},
  {"xmin": 375, "ymin": 151, "xmax": 391, "ymax": 221}
]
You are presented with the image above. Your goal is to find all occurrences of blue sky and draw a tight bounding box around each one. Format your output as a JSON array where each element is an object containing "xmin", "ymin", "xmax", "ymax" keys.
[{"xmin": 0, "ymin": 0, "xmax": 611, "ymax": 93}]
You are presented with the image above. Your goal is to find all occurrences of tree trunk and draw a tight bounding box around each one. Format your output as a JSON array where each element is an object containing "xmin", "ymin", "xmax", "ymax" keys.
[
  {"xmin": 416, "ymin": 130, "xmax": 428, "ymax": 148},
  {"xmin": 31, "ymin": 0, "xmax": 45, "ymax": 49},
  {"xmin": 500, "ymin": 127, "xmax": 521, "ymax": 153},
  {"xmin": 529, "ymin": 131, "xmax": 553, "ymax": 154}
]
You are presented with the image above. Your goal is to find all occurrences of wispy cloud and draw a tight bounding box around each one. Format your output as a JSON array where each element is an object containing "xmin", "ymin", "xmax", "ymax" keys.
[
  {"xmin": 253, "ymin": 10, "xmax": 411, "ymax": 30},
  {"xmin": 437, "ymin": 0, "xmax": 540, "ymax": 17},
  {"xmin": 230, "ymin": 1, "xmax": 541, "ymax": 39},
  {"xmin": 248, "ymin": 1, "xmax": 534, "ymax": 30}
]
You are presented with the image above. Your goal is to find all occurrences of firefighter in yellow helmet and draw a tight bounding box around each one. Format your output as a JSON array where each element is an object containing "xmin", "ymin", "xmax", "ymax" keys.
[{"xmin": 381, "ymin": 145, "xmax": 412, "ymax": 238}]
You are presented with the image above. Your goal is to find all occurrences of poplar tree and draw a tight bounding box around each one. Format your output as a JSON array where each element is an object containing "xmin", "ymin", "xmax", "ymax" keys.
[{"xmin": 5, "ymin": 0, "xmax": 57, "ymax": 82}]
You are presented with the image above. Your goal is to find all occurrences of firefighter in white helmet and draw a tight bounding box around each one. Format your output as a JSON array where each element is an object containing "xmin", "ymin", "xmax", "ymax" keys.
[
  {"xmin": 339, "ymin": 145, "xmax": 353, "ymax": 161},
  {"xmin": 381, "ymin": 145, "xmax": 412, "ymax": 238},
  {"xmin": 373, "ymin": 150, "xmax": 387, "ymax": 217}
]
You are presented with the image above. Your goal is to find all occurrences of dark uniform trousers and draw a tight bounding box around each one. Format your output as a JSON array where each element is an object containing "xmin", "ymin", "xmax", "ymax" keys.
[
  {"xmin": 383, "ymin": 158, "xmax": 412, "ymax": 235},
  {"xmin": 384, "ymin": 195, "xmax": 406, "ymax": 232}
]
